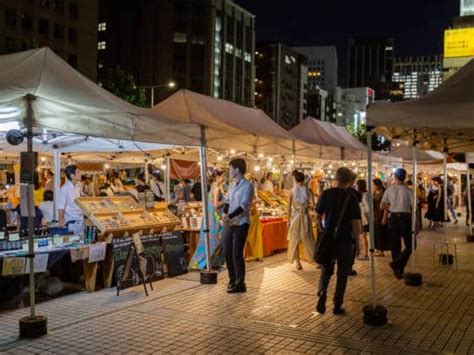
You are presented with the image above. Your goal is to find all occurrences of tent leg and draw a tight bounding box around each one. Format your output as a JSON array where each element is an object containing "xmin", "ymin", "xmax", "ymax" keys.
[
  {"xmin": 404, "ymin": 144, "xmax": 422, "ymax": 286},
  {"xmin": 165, "ymin": 156, "xmax": 171, "ymax": 202},
  {"xmin": 468, "ymin": 167, "xmax": 473, "ymax": 237},
  {"xmin": 199, "ymin": 126, "xmax": 217, "ymax": 285},
  {"xmin": 19, "ymin": 94, "xmax": 48, "ymax": 338},
  {"xmin": 362, "ymin": 129, "xmax": 388, "ymax": 326},
  {"xmin": 53, "ymin": 149, "xmax": 61, "ymax": 221}
]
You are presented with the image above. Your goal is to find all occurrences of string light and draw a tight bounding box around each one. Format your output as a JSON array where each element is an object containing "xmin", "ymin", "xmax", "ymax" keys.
[
  {"xmin": 161, "ymin": 164, "xmax": 166, "ymax": 170},
  {"xmin": 230, "ymin": 149, "xmax": 236, "ymax": 155},
  {"xmin": 254, "ymin": 165, "xmax": 261, "ymax": 172},
  {"xmin": 104, "ymin": 164, "xmax": 110, "ymax": 170},
  {"xmin": 258, "ymin": 153, "xmax": 264, "ymax": 159},
  {"xmin": 217, "ymin": 155, "xmax": 223, "ymax": 161},
  {"xmin": 41, "ymin": 156, "xmax": 46, "ymax": 162}
]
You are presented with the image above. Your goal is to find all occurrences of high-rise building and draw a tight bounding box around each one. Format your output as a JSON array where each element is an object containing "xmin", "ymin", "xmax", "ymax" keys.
[
  {"xmin": 392, "ymin": 56, "xmax": 443, "ymax": 99},
  {"xmin": 335, "ymin": 87, "xmax": 375, "ymax": 127},
  {"xmin": 255, "ymin": 43, "xmax": 308, "ymax": 129},
  {"xmin": 0, "ymin": 0, "xmax": 98, "ymax": 81},
  {"xmin": 347, "ymin": 38, "xmax": 394, "ymax": 91},
  {"xmin": 293, "ymin": 46, "xmax": 338, "ymax": 93},
  {"xmin": 461, "ymin": 0, "xmax": 474, "ymax": 16},
  {"xmin": 98, "ymin": 0, "xmax": 255, "ymax": 106}
]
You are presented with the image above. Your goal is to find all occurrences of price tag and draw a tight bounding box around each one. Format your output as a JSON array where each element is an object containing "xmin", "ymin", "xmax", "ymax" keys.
[
  {"xmin": 88, "ymin": 243, "xmax": 106, "ymax": 263},
  {"xmin": 25, "ymin": 253, "xmax": 49, "ymax": 273},
  {"xmin": 2, "ymin": 257, "xmax": 26, "ymax": 276}
]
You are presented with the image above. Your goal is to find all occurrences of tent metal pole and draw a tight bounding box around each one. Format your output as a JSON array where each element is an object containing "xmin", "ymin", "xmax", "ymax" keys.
[
  {"xmin": 199, "ymin": 126, "xmax": 211, "ymax": 272},
  {"xmin": 144, "ymin": 160, "xmax": 150, "ymax": 185},
  {"xmin": 25, "ymin": 94, "xmax": 36, "ymax": 318},
  {"xmin": 366, "ymin": 131, "xmax": 377, "ymax": 309},
  {"xmin": 443, "ymin": 156, "xmax": 448, "ymax": 244},
  {"xmin": 468, "ymin": 166, "xmax": 472, "ymax": 235},
  {"xmin": 53, "ymin": 149, "xmax": 61, "ymax": 221},
  {"xmin": 411, "ymin": 145, "xmax": 417, "ymax": 270},
  {"xmin": 165, "ymin": 156, "xmax": 170, "ymax": 202}
]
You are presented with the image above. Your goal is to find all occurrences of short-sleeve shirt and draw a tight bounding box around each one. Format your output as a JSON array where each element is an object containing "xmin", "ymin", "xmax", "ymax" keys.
[
  {"xmin": 316, "ymin": 187, "xmax": 361, "ymax": 245},
  {"xmin": 58, "ymin": 181, "xmax": 83, "ymax": 223},
  {"xmin": 381, "ymin": 185, "xmax": 413, "ymax": 213},
  {"xmin": 226, "ymin": 178, "xmax": 254, "ymax": 226}
]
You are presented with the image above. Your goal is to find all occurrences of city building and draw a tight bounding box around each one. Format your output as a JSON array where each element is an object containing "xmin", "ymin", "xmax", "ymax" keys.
[
  {"xmin": 255, "ymin": 42, "xmax": 308, "ymax": 129},
  {"xmin": 347, "ymin": 38, "xmax": 394, "ymax": 93},
  {"xmin": 293, "ymin": 46, "xmax": 338, "ymax": 92},
  {"xmin": 392, "ymin": 56, "xmax": 443, "ymax": 99},
  {"xmin": 335, "ymin": 87, "xmax": 375, "ymax": 127},
  {"xmin": 0, "ymin": 0, "xmax": 98, "ymax": 81},
  {"xmin": 98, "ymin": 0, "xmax": 255, "ymax": 106},
  {"xmin": 443, "ymin": 0, "xmax": 474, "ymax": 80}
]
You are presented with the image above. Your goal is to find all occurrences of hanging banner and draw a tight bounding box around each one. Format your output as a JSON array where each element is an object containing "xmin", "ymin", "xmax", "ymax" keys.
[
  {"xmin": 169, "ymin": 159, "xmax": 200, "ymax": 179},
  {"xmin": 2, "ymin": 257, "xmax": 26, "ymax": 276},
  {"xmin": 88, "ymin": 243, "xmax": 107, "ymax": 263},
  {"xmin": 25, "ymin": 253, "xmax": 49, "ymax": 273}
]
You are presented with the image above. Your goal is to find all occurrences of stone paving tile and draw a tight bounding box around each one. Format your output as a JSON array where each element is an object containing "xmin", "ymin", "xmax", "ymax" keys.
[{"xmin": 0, "ymin": 224, "xmax": 473, "ymax": 354}]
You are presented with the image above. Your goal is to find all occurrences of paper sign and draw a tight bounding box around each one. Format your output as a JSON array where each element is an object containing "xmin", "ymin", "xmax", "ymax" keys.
[
  {"xmin": 70, "ymin": 246, "xmax": 89, "ymax": 262},
  {"xmin": 2, "ymin": 257, "xmax": 26, "ymax": 276},
  {"xmin": 88, "ymin": 243, "xmax": 106, "ymax": 263},
  {"xmin": 25, "ymin": 253, "xmax": 49, "ymax": 273}
]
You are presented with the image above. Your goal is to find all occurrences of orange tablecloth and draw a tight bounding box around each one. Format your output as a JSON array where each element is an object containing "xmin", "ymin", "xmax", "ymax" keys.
[
  {"xmin": 245, "ymin": 218, "xmax": 288, "ymax": 260},
  {"xmin": 261, "ymin": 220, "xmax": 288, "ymax": 256}
]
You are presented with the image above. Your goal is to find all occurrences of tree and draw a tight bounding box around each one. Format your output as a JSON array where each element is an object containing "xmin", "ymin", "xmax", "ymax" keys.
[
  {"xmin": 347, "ymin": 123, "xmax": 391, "ymax": 151},
  {"xmin": 101, "ymin": 66, "xmax": 148, "ymax": 107}
]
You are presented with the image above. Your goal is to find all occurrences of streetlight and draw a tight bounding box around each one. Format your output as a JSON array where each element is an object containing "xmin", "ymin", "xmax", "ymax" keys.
[{"xmin": 142, "ymin": 81, "xmax": 176, "ymax": 108}]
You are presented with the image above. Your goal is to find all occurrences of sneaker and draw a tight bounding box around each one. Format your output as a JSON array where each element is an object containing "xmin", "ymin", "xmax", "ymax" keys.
[
  {"xmin": 333, "ymin": 307, "xmax": 346, "ymax": 315},
  {"xmin": 227, "ymin": 283, "xmax": 234, "ymax": 290},
  {"xmin": 316, "ymin": 293, "xmax": 327, "ymax": 314},
  {"xmin": 227, "ymin": 284, "xmax": 246, "ymax": 293},
  {"xmin": 389, "ymin": 262, "xmax": 403, "ymax": 280}
]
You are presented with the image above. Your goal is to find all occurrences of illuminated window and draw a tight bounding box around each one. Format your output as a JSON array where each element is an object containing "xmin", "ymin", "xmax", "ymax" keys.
[
  {"xmin": 97, "ymin": 41, "xmax": 106, "ymax": 50},
  {"xmin": 98, "ymin": 22, "xmax": 106, "ymax": 31},
  {"xmin": 225, "ymin": 43, "xmax": 233, "ymax": 54}
]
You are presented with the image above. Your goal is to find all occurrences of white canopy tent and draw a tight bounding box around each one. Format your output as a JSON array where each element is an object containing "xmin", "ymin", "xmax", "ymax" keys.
[
  {"xmin": 151, "ymin": 89, "xmax": 346, "ymax": 160},
  {"xmin": 367, "ymin": 59, "xmax": 474, "ymax": 153},
  {"xmin": 0, "ymin": 47, "xmax": 201, "ymax": 145},
  {"xmin": 385, "ymin": 146, "xmax": 445, "ymax": 163}
]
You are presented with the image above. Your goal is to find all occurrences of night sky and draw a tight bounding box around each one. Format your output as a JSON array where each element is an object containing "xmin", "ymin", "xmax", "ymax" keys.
[{"xmin": 236, "ymin": 0, "xmax": 459, "ymax": 82}]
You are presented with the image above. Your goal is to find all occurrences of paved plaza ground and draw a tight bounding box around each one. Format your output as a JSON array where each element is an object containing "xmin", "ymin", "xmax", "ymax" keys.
[{"xmin": 0, "ymin": 224, "xmax": 473, "ymax": 354}]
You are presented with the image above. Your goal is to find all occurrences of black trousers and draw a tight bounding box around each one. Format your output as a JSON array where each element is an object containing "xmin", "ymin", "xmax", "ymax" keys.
[
  {"xmin": 223, "ymin": 223, "xmax": 249, "ymax": 287},
  {"xmin": 388, "ymin": 213, "xmax": 414, "ymax": 273},
  {"xmin": 318, "ymin": 244, "xmax": 352, "ymax": 308}
]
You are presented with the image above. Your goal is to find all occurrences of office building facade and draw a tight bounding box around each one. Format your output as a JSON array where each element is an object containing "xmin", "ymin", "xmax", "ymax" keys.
[
  {"xmin": 98, "ymin": 0, "xmax": 255, "ymax": 106},
  {"xmin": 392, "ymin": 56, "xmax": 443, "ymax": 99},
  {"xmin": 0, "ymin": 0, "xmax": 98, "ymax": 81},
  {"xmin": 255, "ymin": 43, "xmax": 308, "ymax": 129},
  {"xmin": 347, "ymin": 38, "xmax": 394, "ymax": 91},
  {"xmin": 335, "ymin": 87, "xmax": 375, "ymax": 127},
  {"xmin": 293, "ymin": 46, "xmax": 338, "ymax": 93}
]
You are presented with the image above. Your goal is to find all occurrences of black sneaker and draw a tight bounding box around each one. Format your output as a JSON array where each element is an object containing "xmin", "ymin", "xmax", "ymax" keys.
[
  {"xmin": 227, "ymin": 283, "xmax": 234, "ymax": 290},
  {"xmin": 227, "ymin": 284, "xmax": 246, "ymax": 293},
  {"xmin": 333, "ymin": 307, "xmax": 346, "ymax": 315},
  {"xmin": 389, "ymin": 262, "xmax": 403, "ymax": 280},
  {"xmin": 316, "ymin": 293, "xmax": 327, "ymax": 314}
]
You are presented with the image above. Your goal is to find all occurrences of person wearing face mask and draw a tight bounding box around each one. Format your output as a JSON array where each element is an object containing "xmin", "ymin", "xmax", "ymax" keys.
[
  {"xmin": 222, "ymin": 159, "xmax": 254, "ymax": 293},
  {"xmin": 425, "ymin": 177, "xmax": 444, "ymax": 228}
]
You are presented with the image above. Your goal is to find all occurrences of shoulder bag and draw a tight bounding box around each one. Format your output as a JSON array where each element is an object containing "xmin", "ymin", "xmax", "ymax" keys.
[{"xmin": 313, "ymin": 192, "xmax": 352, "ymax": 264}]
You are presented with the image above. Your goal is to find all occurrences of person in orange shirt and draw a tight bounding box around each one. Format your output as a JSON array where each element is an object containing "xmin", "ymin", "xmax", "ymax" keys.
[{"xmin": 309, "ymin": 171, "xmax": 324, "ymax": 202}]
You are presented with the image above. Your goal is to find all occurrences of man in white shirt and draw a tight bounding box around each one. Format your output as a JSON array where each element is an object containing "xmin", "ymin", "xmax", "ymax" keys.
[
  {"xmin": 150, "ymin": 172, "xmax": 166, "ymax": 201},
  {"xmin": 222, "ymin": 158, "xmax": 254, "ymax": 294},
  {"xmin": 381, "ymin": 168, "xmax": 413, "ymax": 280},
  {"xmin": 58, "ymin": 165, "xmax": 84, "ymax": 226}
]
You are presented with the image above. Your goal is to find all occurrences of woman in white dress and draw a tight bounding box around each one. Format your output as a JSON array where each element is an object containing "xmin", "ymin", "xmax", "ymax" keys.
[{"xmin": 287, "ymin": 171, "xmax": 315, "ymax": 270}]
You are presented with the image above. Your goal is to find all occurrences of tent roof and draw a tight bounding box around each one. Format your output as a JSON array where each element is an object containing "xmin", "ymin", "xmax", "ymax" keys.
[
  {"xmin": 0, "ymin": 47, "xmax": 200, "ymax": 145},
  {"xmin": 152, "ymin": 90, "xmax": 348, "ymax": 159},
  {"xmin": 367, "ymin": 59, "xmax": 474, "ymax": 152},
  {"xmin": 290, "ymin": 117, "xmax": 367, "ymax": 159},
  {"xmin": 384, "ymin": 146, "xmax": 445, "ymax": 163}
]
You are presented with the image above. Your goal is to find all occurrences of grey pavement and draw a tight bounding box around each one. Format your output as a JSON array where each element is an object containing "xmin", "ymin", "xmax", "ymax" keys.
[{"xmin": 0, "ymin": 224, "xmax": 473, "ymax": 354}]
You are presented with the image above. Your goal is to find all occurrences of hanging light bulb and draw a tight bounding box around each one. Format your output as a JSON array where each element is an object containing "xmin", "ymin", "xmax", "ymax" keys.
[
  {"xmin": 352, "ymin": 161, "xmax": 356, "ymax": 167},
  {"xmin": 254, "ymin": 165, "xmax": 261, "ymax": 172},
  {"xmin": 328, "ymin": 164, "xmax": 333, "ymax": 169},
  {"xmin": 161, "ymin": 164, "xmax": 166, "ymax": 170},
  {"xmin": 268, "ymin": 157, "xmax": 273, "ymax": 162},
  {"xmin": 217, "ymin": 155, "xmax": 223, "ymax": 161},
  {"xmin": 230, "ymin": 149, "xmax": 236, "ymax": 155},
  {"xmin": 104, "ymin": 163, "xmax": 110, "ymax": 170},
  {"xmin": 258, "ymin": 153, "xmax": 264, "ymax": 159},
  {"xmin": 343, "ymin": 162, "xmax": 347, "ymax": 167},
  {"xmin": 290, "ymin": 159, "xmax": 294, "ymax": 164},
  {"xmin": 41, "ymin": 156, "xmax": 46, "ymax": 162}
]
